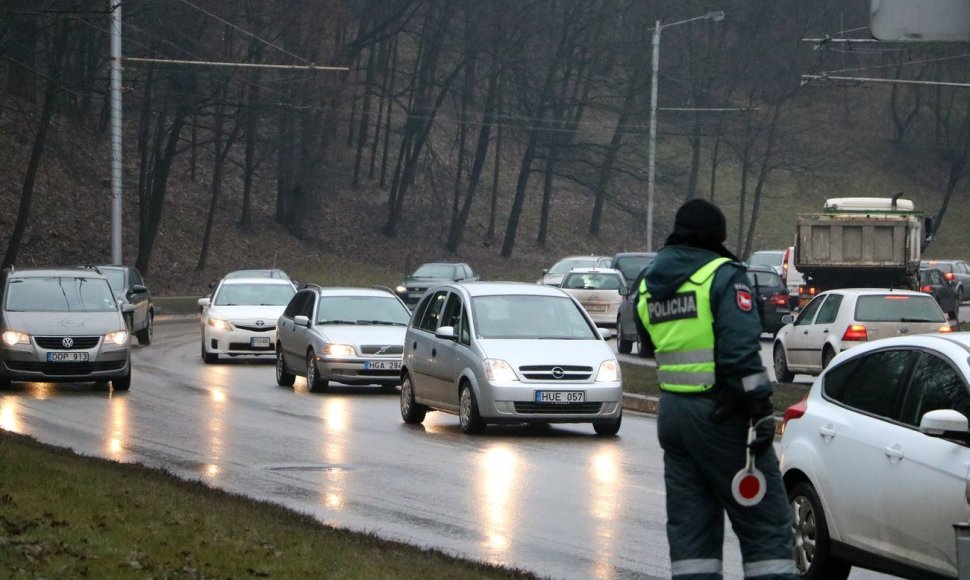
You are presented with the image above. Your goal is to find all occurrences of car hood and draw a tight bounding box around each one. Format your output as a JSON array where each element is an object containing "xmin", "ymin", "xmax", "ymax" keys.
[
  {"xmin": 5, "ymin": 311, "xmax": 125, "ymax": 335},
  {"xmin": 477, "ymin": 338, "xmax": 614, "ymax": 368},
  {"xmin": 316, "ymin": 325, "xmax": 407, "ymax": 346},
  {"xmin": 208, "ymin": 305, "xmax": 286, "ymax": 322}
]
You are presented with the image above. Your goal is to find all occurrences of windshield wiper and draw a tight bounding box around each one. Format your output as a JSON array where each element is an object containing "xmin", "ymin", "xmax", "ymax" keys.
[
  {"xmin": 899, "ymin": 318, "xmax": 938, "ymax": 323},
  {"xmin": 320, "ymin": 320, "xmax": 358, "ymax": 325},
  {"xmin": 358, "ymin": 320, "xmax": 407, "ymax": 326}
]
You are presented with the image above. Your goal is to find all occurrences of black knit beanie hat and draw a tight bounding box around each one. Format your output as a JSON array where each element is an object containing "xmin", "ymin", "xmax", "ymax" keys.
[{"xmin": 664, "ymin": 198, "xmax": 738, "ymax": 261}]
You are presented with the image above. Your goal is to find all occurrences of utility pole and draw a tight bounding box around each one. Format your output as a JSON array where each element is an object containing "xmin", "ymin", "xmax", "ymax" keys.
[{"xmin": 110, "ymin": 0, "xmax": 122, "ymax": 264}]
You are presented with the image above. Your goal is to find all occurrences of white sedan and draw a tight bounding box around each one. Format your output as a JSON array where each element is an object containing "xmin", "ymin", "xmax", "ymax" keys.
[
  {"xmin": 559, "ymin": 268, "xmax": 626, "ymax": 327},
  {"xmin": 772, "ymin": 288, "xmax": 951, "ymax": 381},
  {"xmin": 198, "ymin": 277, "xmax": 296, "ymax": 364},
  {"xmin": 780, "ymin": 333, "xmax": 970, "ymax": 579}
]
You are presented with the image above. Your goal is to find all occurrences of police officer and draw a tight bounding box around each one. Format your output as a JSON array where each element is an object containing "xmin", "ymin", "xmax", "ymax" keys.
[{"xmin": 636, "ymin": 199, "xmax": 794, "ymax": 579}]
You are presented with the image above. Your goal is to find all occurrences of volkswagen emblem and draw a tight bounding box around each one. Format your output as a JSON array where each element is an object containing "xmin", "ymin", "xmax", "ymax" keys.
[
  {"xmin": 551, "ymin": 367, "xmax": 565, "ymax": 379},
  {"xmin": 255, "ymin": 320, "xmax": 265, "ymax": 327},
  {"xmin": 899, "ymin": 324, "xmax": 910, "ymax": 335},
  {"xmin": 62, "ymin": 337, "xmax": 74, "ymax": 348}
]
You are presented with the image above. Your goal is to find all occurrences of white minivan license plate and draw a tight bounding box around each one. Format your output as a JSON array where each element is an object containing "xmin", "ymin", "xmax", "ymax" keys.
[
  {"xmin": 48, "ymin": 352, "xmax": 89, "ymax": 363},
  {"xmin": 365, "ymin": 360, "xmax": 401, "ymax": 370},
  {"xmin": 535, "ymin": 391, "xmax": 585, "ymax": 404},
  {"xmin": 250, "ymin": 337, "xmax": 271, "ymax": 348}
]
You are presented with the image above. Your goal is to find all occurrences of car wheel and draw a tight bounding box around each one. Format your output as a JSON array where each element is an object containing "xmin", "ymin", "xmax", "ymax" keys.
[
  {"xmin": 636, "ymin": 330, "xmax": 649, "ymax": 358},
  {"xmin": 616, "ymin": 318, "xmax": 633, "ymax": 354},
  {"xmin": 306, "ymin": 352, "xmax": 328, "ymax": 393},
  {"xmin": 593, "ymin": 410, "xmax": 622, "ymax": 436},
  {"xmin": 201, "ymin": 339, "xmax": 218, "ymax": 364},
  {"xmin": 136, "ymin": 312, "xmax": 153, "ymax": 345},
  {"xmin": 400, "ymin": 373, "xmax": 427, "ymax": 424},
  {"xmin": 790, "ymin": 481, "xmax": 851, "ymax": 580},
  {"xmin": 821, "ymin": 347, "xmax": 835, "ymax": 370},
  {"xmin": 112, "ymin": 368, "xmax": 131, "ymax": 391},
  {"xmin": 275, "ymin": 347, "xmax": 295, "ymax": 387},
  {"xmin": 459, "ymin": 382, "xmax": 486, "ymax": 434},
  {"xmin": 774, "ymin": 343, "xmax": 795, "ymax": 383}
]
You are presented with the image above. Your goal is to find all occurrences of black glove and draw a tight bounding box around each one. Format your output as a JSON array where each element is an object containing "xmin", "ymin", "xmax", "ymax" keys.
[{"xmin": 745, "ymin": 397, "xmax": 776, "ymax": 456}]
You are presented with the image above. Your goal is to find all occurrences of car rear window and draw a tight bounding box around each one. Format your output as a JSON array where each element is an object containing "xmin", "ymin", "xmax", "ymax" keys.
[
  {"xmin": 5, "ymin": 277, "xmax": 117, "ymax": 312},
  {"xmin": 854, "ymin": 295, "xmax": 946, "ymax": 323},
  {"xmin": 549, "ymin": 258, "xmax": 597, "ymax": 275},
  {"xmin": 562, "ymin": 273, "xmax": 623, "ymax": 290},
  {"xmin": 749, "ymin": 252, "xmax": 784, "ymax": 268},
  {"xmin": 746, "ymin": 270, "xmax": 782, "ymax": 288}
]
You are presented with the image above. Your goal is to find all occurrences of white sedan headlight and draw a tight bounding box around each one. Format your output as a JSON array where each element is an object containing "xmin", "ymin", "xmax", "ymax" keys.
[
  {"xmin": 484, "ymin": 359, "xmax": 518, "ymax": 382},
  {"xmin": 208, "ymin": 318, "xmax": 232, "ymax": 331},
  {"xmin": 322, "ymin": 343, "xmax": 355, "ymax": 357},
  {"xmin": 395, "ymin": 285, "xmax": 407, "ymax": 294},
  {"xmin": 595, "ymin": 360, "xmax": 620, "ymax": 382},
  {"xmin": 104, "ymin": 330, "xmax": 129, "ymax": 346},
  {"xmin": 2, "ymin": 330, "xmax": 29, "ymax": 346}
]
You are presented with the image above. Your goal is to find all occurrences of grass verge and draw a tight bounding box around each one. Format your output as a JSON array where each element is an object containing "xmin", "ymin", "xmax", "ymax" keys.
[
  {"xmin": 620, "ymin": 361, "xmax": 809, "ymax": 412},
  {"xmin": 153, "ymin": 296, "xmax": 202, "ymax": 316},
  {"xmin": 0, "ymin": 431, "xmax": 534, "ymax": 579}
]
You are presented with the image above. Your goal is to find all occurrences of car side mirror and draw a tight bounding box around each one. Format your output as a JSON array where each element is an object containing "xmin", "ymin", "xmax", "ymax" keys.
[
  {"xmin": 919, "ymin": 409, "xmax": 969, "ymax": 437},
  {"xmin": 618, "ymin": 287, "xmax": 629, "ymax": 296},
  {"xmin": 782, "ymin": 314, "xmax": 795, "ymax": 325},
  {"xmin": 542, "ymin": 268, "xmax": 548, "ymax": 275},
  {"xmin": 197, "ymin": 297, "xmax": 211, "ymax": 308},
  {"xmin": 294, "ymin": 315, "xmax": 310, "ymax": 328},
  {"xmin": 598, "ymin": 328, "xmax": 614, "ymax": 340},
  {"xmin": 208, "ymin": 281, "xmax": 216, "ymax": 290},
  {"xmin": 435, "ymin": 325, "xmax": 457, "ymax": 340},
  {"xmin": 130, "ymin": 284, "xmax": 148, "ymax": 295},
  {"xmin": 121, "ymin": 303, "xmax": 135, "ymax": 313}
]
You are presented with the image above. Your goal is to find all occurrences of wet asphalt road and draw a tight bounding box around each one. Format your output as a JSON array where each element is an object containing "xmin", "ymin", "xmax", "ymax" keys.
[{"xmin": 1, "ymin": 320, "xmax": 891, "ymax": 579}]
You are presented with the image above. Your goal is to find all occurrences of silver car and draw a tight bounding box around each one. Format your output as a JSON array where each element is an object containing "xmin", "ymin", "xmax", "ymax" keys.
[
  {"xmin": 0, "ymin": 267, "xmax": 132, "ymax": 390},
  {"xmin": 276, "ymin": 286, "xmax": 412, "ymax": 392},
  {"xmin": 399, "ymin": 282, "xmax": 623, "ymax": 435}
]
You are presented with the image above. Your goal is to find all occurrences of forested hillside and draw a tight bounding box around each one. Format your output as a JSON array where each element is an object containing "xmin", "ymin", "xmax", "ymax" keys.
[{"xmin": 1, "ymin": 0, "xmax": 969, "ymax": 293}]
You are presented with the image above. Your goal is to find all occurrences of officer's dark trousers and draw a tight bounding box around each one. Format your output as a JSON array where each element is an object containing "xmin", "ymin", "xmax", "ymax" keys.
[{"xmin": 657, "ymin": 392, "xmax": 794, "ymax": 580}]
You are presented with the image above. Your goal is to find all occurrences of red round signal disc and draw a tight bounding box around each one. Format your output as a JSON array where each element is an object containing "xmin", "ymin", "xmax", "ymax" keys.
[{"xmin": 731, "ymin": 468, "xmax": 766, "ymax": 506}]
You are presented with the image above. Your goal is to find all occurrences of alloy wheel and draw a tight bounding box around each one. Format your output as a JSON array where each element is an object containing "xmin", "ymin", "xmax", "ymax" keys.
[
  {"xmin": 792, "ymin": 494, "xmax": 818, "ymax": 574},
  {"xmin": 459, "ymin": 388, "xmax": 472, "ymax": 428}
]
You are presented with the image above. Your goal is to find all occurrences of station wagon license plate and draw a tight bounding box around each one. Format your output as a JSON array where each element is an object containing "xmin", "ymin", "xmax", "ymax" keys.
[
  {"xmin": 48, "ymin": 352, "xmax": 88, "ymax": 363},
  {"xmin": 583, "ymin": 304, "xmax": 607, "ymax": 312},
  {"xmin": 534, "ymin": 390, "xmax": 586, "ymax": 404},
  {"xmin": 365, "ymin": 360, "xmax": 401, "ymax": 370},
  {"xmin": 250, "ymin": 337, "xmax": 271, "ymax": 348}
]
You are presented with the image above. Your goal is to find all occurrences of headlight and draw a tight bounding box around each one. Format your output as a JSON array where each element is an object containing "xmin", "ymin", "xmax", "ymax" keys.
[
  {"xmin": 322, "ymin": 343, "xmax": 355, "ymax": 357},
  {"xmin": 396, "ymin": 285, "xmax": 407, "ymax": 294},
  {"xmin": 104, "ymin": 330, "xmax": 128, "ymax": 346},
  {"xmin": 2, "ymin": 330, "xmax": 29, "ymax": 346},
  {"xmin": 595, "ymin": 360, "xmax": 620, "ymax": 382},
  {"xmin": 208, "ymin": 318, "xmax": 232, "ymax": 331},
  {"xmin": 483, "ymin": 359, "xmax": 518, "ymax": 382}
]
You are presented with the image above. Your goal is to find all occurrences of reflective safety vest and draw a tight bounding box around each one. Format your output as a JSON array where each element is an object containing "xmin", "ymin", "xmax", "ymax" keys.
[{"xmin": 637, "ymin": 257, "xmax": 731, "ymax": 393}]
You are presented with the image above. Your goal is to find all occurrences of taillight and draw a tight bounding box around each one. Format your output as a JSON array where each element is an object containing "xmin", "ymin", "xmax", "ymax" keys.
[
  {"xmin": 799, "ymin": 286, "xmax": 817, "ymax": 297},
  {"xmin": 782, "ymin": 248, "xmax": 791, "ymax": 285},
  {"xmin": 782, "ymin": 397, "xmax": 807, "ymax": 432},
  {"xmin": 939, "ymin": 325, "xmax": 954, "ymax": 333},
  {"xmin": 945, "ymin": 272, "xmax": 955, "ymax": 281},
  {"xmin": 842, "ymin": 324, "xmax": 868, "ymax": 341},
  {"xmin": 769, "ymin": 293, "xmax": 788, "ymax": 306},
  {"xmin": 920, "ymin": 285, "xmax": 933, "ymax": 293}
]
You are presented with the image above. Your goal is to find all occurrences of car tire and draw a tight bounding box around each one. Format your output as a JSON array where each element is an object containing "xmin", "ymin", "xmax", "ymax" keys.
[
  {"xmin": 135, "ymin": 312, "xmax": 153, "ymax": 345},
  {"xmin": 774, "ymin": 343, "xmax": 795, "ymax": 383},
  {"xmin": 789, "ymin": 481, "xmax": 850, "ymax": 580},
  {"xmin": 201, "ymin": 339, "xmax": 218, "ymax": 364},
  {"xmin": 636, "ymin": 330, "xmax": 649, "ymax": 358},
  {"xmin": 616, "ymin": 318, "xmax": 633, "ymax": 354},
  {"xmin": 821, "ymin": 347, "xmax": 835, "ymax": 370},
  {"xmin": 400, "ymin": 373, "xmax": 427, "ymax": 424},
  {"xmin": 306, "ymin": 352, "xmax": 328, "ymax": 393},
  {"xmin": 593, "ymin": 410, "xmax": 622, "ymax": 436},
  {"xmin": 112, "ymin": 368, "xmax": 131, "ymax": 391},
  {"xmin": 275, "ymin": 347, "xmax": 295, "ymax": 387},
  {"xmin": 0, "ymin": 376, "xmax": 11, "ymax": 390},
  {"xmin": 459, "ymin": 382, "xmax": 486, "ymax": 435}
]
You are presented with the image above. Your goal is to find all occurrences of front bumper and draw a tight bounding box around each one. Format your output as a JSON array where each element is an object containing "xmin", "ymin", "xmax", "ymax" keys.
[
  {"xmin": 477, "ymin": 380, "xmax": 623, "ymax": 424},
  {"xmin": 204, "ymin": 326, "xmax": 276, "ymax": 355},
  {"xmin": 0, "ymin": 338, "xmax": 130, "ymax": 382},
  {"xmin": 316, "ymin": 355, "xmax": 403, "ymax": 386}
]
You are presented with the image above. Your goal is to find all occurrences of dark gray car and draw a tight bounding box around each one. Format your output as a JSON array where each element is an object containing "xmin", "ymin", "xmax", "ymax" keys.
[
  {"xmin": 395, "ymin": 262, "xmax": 481, "ymax": 308},
  {"xmin": 921, "ymin": 260, "xmax": 970, "ymax": 304},
  {"xmin": 615, "ymin": 268, "xmax": 650, "ymax": 356},
  {"xmin": 0, "ymin": 267, "xmax": 132, "ymax": 390},
  {"xmin": 97, "ymin": 265, "xmax": 153, "ymax": 345}
]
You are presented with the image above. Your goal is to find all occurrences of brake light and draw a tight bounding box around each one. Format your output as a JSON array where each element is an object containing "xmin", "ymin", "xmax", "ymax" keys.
[
  {"xmin": 945, "ymin": 272, "xmax": 956, "ymax": 281},
  {"xmin": 782, "ymin": 248, "xmax": 791, "ymax": 284},
  {"xmin": 883, "ymin": 295, "xmax": 910, "ymax": 300},
  {"xmin": 920, "ymin": 285, "xmax": 933, "ymax": 293},
  {"xmin": 939, "ymin": 325, "xmax": 954, "ymax": 333},
  {"xmin": 768, "ymin": 293, "xmax": 788, "ymax": 306},
  {"xmin": 782, "ymin": 397, "xmax": 807, "ymax": 432},
  {"xmin": 842, "ymin": 324, "xmax": 868, "ymax": 341}
]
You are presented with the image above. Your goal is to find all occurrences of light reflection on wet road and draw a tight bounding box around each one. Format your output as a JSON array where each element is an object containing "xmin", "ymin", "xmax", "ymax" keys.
[{"xmin": 0, "ymin": 320, "xmax": 892, "ymax": 579}]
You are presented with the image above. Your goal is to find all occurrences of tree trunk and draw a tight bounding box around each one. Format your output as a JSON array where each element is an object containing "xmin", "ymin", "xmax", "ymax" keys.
[
  {"xmin": 352, "ymin": 44, "xmax": 378, "ymax": 188},
  {"xmin": 241, "ymin": 78, "xmax": 260, "ymax": 230},
  {"xmin": 537, "ymin": 151, "xmax": 555, "ymax": 245},
  {"xmin": 501, "ymin": 127, "xmax": 541, "ymax": 258},
  {"xmin": 379, "ymin": 34, "xmax": 399, "ymax": 188}
]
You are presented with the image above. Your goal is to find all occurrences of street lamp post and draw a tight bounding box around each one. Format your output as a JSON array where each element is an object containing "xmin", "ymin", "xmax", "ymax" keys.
[{"xmin": 645, "ymin": 11, "xmax": 724, "ymax": 251}]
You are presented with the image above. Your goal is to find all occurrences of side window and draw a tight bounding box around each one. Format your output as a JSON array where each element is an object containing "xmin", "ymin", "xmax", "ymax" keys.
[
  {"xmin": 815, "ymin": 294, "xmax": 843, "ymax": 325},
  {"xmin": 417, "ymin": 291, "xmax": 448, "ymax": 332},
  {"xmin": 835, "ymin": 350, "xmax": 913, "ymax": 418},
  {"xmin": 301, "ymin": 292, "xmax": 317, "ymax": 318},
  {"xmin": 794, "ymin": 295, "xmax": 825, "ymax": 326},
  {"xmin": 821, "ymin": 358, "xmax": 859, "ymax": 401},
  {"xmin": 899, "ymin": 352, "xmax": 970, "ymax": 427},
  {"xmin": 961, "ymin": 263, "xmax": 970, "ymax": 274},
  {"xmin": 459, "ymin": 309, "xmax": 471, "ymax": 346},
  {"xmin": 283, "ymin": 291, "xmax": 308, "ymax": 318},
  {"xmin": 440, "ymin": 293, "xmax": 464, "ymax": 330}
]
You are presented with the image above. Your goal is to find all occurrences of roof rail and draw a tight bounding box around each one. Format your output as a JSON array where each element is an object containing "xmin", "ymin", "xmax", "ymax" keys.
[
  {"xmin": 300, "ymin": 282, "xmax": 322, "ymax": 291},
  {"xmin": 80, "ymin": 265, "xmax": 103, "ymax": 275},
  {"xmin": 1, "ymin": 265, "xmax": 13, "ymax": 275},
  {"xmin": 372, "ymin": 285, "xmax": 396, "ymax": 295}
]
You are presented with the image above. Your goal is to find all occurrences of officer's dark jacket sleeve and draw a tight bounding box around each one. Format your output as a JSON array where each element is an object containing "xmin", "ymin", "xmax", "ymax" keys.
[{"xmin": 711, "ymin": 263, "xmax": 772, "ymax": 400}]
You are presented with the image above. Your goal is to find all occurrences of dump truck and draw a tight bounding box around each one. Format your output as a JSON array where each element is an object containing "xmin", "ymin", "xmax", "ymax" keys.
[{"xmin": 794, "ymin": 195, "xmax": 935, "ymax": 305}]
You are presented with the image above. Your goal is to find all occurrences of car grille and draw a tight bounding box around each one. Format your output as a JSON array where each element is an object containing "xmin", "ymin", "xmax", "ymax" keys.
[
  {"xmin": 518, "ymin": 365, "xmax": 593, "ymax": 381},
  {"xmin": 360, "ymin": 345, "xmax": 403, "ymax": 355},
  {"xmin": 34, "ymin": 336, "xmax": 101, "ymax": 350},
  {"xmin": 6, "ymin": 360, "xmax": 126, "ymax": 375},
  {"xmin": 233, "ymin": 324, "xmax": 276, "ymax": 332},
  {"xmin": 228, "ymin": 342, "xmax": 274, "ymax": 351},
  {"xmin": 514, "ymin": 402, "xmax": 603, "ymax": 414}
]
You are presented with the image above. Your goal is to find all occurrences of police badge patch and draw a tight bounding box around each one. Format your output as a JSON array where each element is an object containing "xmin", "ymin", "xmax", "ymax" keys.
[{"xmin": 736, "ymin": 288, "xmax": 753, "ymax": 312}]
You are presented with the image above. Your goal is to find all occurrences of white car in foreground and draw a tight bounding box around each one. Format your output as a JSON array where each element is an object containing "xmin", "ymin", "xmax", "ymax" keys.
[
  {"xmin": 781, "ymin": 333, "xmax": 970, "ymax": 579},
  {"xmin": 198, "ymin": 277, "xmax": 296, "ymax": 363}
]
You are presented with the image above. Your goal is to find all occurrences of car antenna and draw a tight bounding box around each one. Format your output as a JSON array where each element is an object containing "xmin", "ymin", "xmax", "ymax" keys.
[{"xmin": 271, "ymin": 250, "xmax": 279, "ymax": 276}]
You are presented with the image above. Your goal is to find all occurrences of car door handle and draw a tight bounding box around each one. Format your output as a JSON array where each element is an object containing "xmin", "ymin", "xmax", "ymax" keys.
[
  {"xmin": 431, "ymin": 348, "xmax": 437, "ymax": 358},
  {"xmin": 412, "ymin": 341, "xmax": 417, "ymax": 350},
  {"xmin": 819, "ymin": 425, "xmax": 836, "ymax": 440},
  {"xmin": 823, "ymin": 329, "xmax": 829, "ymax": 334},
  {"xmin": 885, "ymin": 445, "xmax": 904, "ymax": 462}
]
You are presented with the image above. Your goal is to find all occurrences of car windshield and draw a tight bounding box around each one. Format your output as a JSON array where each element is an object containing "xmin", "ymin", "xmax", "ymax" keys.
[
  {"xmin": 412, "ymin": 264, "xmax": 457, "ymax": 279},
  {"xmin": 562, "ymin": 272, "xmax": 623, "ymax": 290},
  {"xmin": 5, "ymin": 276, "xmax": 117, "ymax": 312},
  {"xmin": 854, "ymin": 295, "xmax": 946, "ymax": 323},
  {"xmin": 613, "ymin": 256, "xmax": 655, "ymax": 281},
  {"xmin": 224, "ymin": 270, "xmax": 290, "ymax": 280},
  {"xmin": 747, "ymin": 270, "xmax": 782, "ymax": 288},
  {"xmin": 317, "ymin": 296, "xmax": 411, "ymax": 325},
  {"xmin": 749, "ymin": 252, "xmax": 784, "ymax": 268},
  {"xmin": 214, "ymin": 283, "xmax": 295, "ymax": 306},
  {"xmin": 549, "ymin": 258, "xmax": 597, "ymax": 275},
  {"xmin": 472, "ymin": 295, "xmax": 596, "ymax": 339},
  {"xmin": 102, "ymin": 269, "xmax": 125, "ymax": 294}
]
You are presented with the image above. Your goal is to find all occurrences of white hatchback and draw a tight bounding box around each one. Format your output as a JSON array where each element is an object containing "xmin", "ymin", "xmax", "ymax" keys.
[
  {"xmin": 772, "ymin": 288, "xmax": 951, "ymax": 381},
  {"xmin": 780, "ymin": 333, "xmax": 970, "ymax": 579},
  {"xmin": 559, "ymin": 268, "xmax": 626, "ymax": 327}
]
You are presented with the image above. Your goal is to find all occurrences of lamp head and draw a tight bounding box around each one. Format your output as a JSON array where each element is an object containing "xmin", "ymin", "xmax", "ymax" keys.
[{"xmin": 706, "ymin": 10, "xmax": 725, "ymax": 22}]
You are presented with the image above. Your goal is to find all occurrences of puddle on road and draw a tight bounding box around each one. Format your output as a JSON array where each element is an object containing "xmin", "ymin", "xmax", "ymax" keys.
[{"xmin": 262, "ymin": 463, "xmax": 356, "ymax": 473}]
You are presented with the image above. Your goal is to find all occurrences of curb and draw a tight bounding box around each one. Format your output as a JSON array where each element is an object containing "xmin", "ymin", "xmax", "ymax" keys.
[
  {"xmin": 154, "ymin": 314, "xmax": 198, "ymax": 324},
  {"xmin": 621, "ymin": 392, "xmax": 783, "ymax": 435}
]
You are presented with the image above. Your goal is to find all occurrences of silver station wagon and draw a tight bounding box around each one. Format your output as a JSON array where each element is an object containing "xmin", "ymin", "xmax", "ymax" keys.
[{"xmin": 399, "ymin": 282, "xmax": 623, "ymax": 435}]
